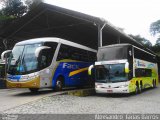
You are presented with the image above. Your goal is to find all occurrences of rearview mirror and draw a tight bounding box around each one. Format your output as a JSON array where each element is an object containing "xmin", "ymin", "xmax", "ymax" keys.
[
  {"xmin": 35, "ymin": 46, "xmax": 51, "ymax": 57},
  {"xmin": 1, "ymin": 50, "xmax": 12, "ymax": 61},
  {"xmin": 125, "ymin": 62, "xmax": 129, "ymax": 74},
  {"xmin": 88, "ymin": 65, "xmax": 94, "ymax": 75}
]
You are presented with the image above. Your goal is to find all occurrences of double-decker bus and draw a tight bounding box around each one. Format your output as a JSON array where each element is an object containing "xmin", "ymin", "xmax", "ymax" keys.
[
  {"xmin": 2, "ymin": 37, "xmax": 97, "ymax": 92},
  {"xmin": 89, "ymin": 44, "xmax": 158, "ymax": 94}
]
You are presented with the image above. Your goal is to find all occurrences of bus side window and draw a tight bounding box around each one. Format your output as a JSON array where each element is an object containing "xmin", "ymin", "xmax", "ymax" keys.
[
  {"xmin": 81, "ymin": 49, "xmax": 89, "ymax": 62},
  {"xmin": 39, "ymin": 49, "xmax": 52, "ymax": 69},
  {"xmin": 70, "ymin": 47, "xmax": 89, "ymax": 62},
  {"xmin": 40, "ymin": 55, "xmax": 47, "ymax": 68},
  {"xmin": 57, "ymin": 44, "xmax": 96, "ymax": 62},
  {"xmin": 135, "ymin": 68, "xmax": 152, "ymax": 77},
  {"xmin": 57, "ymin": 44, "xmax": 70, "ymax": 61},
  {"xmin": 88, "ymin": 51, "xmax": 97, "ymax": 62},
  {"xmin": 70, "ymin": 47, "xmax": 79, "ymax": 61},
  {"xmin": 43, "ymin": 42, "xmax": 58, "ymax": 62}
]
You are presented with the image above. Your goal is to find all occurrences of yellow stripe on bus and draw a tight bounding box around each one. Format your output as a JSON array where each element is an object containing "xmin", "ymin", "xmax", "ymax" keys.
[{"xmin": 69, "ymin": 67, "xmax": 88, "ymax": 77}]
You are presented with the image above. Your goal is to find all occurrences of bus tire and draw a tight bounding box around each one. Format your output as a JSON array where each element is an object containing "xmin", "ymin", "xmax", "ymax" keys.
[
  {"xmin": 152, "ymin": 80, "xmax": 156, "ymax": 88},
  {"xmin": 154, "ymin": 80, "xmax": 156, "ymax": 88},
  {"xmin": 135, "ymin": 84, "xmax": 139, "ymax": 95},
  {"xmin": 55, "ymin": 76, "xmax": 64, "ymax": 91},
  {"xmin": 29, "ymin": 88, "xmax": 39, "ymax": 93},
  {"xmin": 139, "ymin": 81, "xmax": 143, "ymax": 93},
  {"xmin": 153, "ymin": 80, "xmax": 156, "ymax": 88},
  {"xmin": 135, "ymin": 82, "xmax": 140, "ymax": 94}
]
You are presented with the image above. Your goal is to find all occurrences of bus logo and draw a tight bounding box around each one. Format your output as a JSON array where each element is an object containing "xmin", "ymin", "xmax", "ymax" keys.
[
  {"xmin": 137, "ymin": 61, "xmax": 146, "ymax": 67},
  {"xmin": 63, "ymin": 63, "xmax": 79, "ymax": 69}
]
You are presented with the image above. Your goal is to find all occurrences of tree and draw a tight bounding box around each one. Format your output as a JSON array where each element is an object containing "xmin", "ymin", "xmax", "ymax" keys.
[
  {"xmin": 0, "ymin": 0, "xmax": 43, "ymax": 29},
  {"xmin": 0, "ymin": 0, "xmax": 28, "ymax": 29},
  {"xmin": 0, "ymin": 0, "xmax": 27, "ymax": 18},
  {"xmin": 0, "ymin": 0, "xmax": 43, "ymax": 51},
  {"xmin": 150, "ymin": 20, "xmax": 160, "ymax": 56},
  {"xmin": 152, "ymin": 44, "xmax": 160, "ymax": 56},
  {"xmin": 152, "ymin": 38, "xmax": 160, "ymax": 55},
  {"xmin": 129, "ymin": 34, "xmax": 152, "ymax": 49},
  {"xmin": 156, "ymin": 38, "xmax": 160, "ymax": 45},
  {"xmin": 150, "ymin": 20, "xmax": 160, "ymax": 36},
  {"xmin": 25, "ymin": 0, "xmax": 43, "ymax": 11}
]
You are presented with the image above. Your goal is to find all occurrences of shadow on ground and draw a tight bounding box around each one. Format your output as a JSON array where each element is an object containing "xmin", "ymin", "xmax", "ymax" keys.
[
  {"xmin": 11, "ymin": 87, "xmax": 90, "ymax": 97},
  {"xmin": 94, "ymin": 87, "xmax": 157, "ymax": 98}
]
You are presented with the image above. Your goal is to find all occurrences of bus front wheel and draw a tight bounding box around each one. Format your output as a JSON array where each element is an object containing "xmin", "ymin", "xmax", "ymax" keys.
[
  {"xmin": 135, "ymin": 82, "xmax": 140, "ymax": 94},
  {"xmin": 55, "ymin": 77, "xmax": 64, "ymax": 91},
  {"xmin": 139, "ymin": 82, "xmax": 143, "ymax": 93},
  {"xmin": 135, "ymin": 85, "xmax": 138, "ymax": 94}
]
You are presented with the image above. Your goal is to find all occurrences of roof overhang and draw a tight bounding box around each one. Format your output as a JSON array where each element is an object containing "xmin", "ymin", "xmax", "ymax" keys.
[{"xmin": 0, "ymin": 3, "xmax": 151, "ymax": 51}]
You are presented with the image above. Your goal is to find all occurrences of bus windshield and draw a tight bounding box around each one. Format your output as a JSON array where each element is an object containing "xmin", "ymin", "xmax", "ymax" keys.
[
  {"xmin": 95, "ymin": 63, "xmax": 128, "ymax": 83},
  {"xmin": 8, "ymin": 43, "xmax": 42, "ymax": 75}
]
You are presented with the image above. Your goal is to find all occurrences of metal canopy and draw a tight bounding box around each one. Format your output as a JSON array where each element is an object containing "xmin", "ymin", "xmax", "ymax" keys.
[{"xmin": 0, "ymin": 3, "xmax": 147, "ymax": 53}]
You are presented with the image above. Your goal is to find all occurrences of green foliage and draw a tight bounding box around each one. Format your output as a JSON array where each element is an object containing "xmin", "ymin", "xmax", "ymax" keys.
[
  {"xmin": 0, "ymin": 15, "xmax": 14, "ymax": 20},
  {"xmin": 150, "ymin": 20, "xmax": 160, "ymax": 36},
  {"xmin": 0, "ymin": 0, "xmax": 43, "ymax": 29},
  {"xmin": 25, "ymin": 0, "xmax": 43, "ymax": 11},
  {"xmin": 0, "ymin": 0, "xmax": 27, "ymax": 18},
  {"xmin": 129, "ymin": 34, "xmax": 152, "ymax": 49},
  {"xmin": 130, "ymin": 34, "xmax": 160, "ymax": 56},
  {"xmin": 152, "ymin": 45, "xmax": 160, "ymax": 56},
  {"xmin": 0, "ymin": 0, "xmax": 27, "ymax": 29},
  {"xmin": 150, "ymin": 20, "xmax": 160, "ymax": 56},
  {"xmin": 152, "ymin": 38, "xmax": 160, "ymax": 56},
  {"xmin": 156, "ymin": 38, "xmax": 160, "ymax": 45}
]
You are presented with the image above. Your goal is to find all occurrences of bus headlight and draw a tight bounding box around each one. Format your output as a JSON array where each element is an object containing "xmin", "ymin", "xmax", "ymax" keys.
[
  {"xmin": 96, "ymin": 85, "xmax": 101, "ymax": 88},
  {"xmin": 20, "ymin": 73, "xmax": 39, "ymax": 81},
  {"xmin": 119, "ymin": 85, "xmax": 128, "ymax": 88},
  {"xmin": 21, "ymin": 75, "xmax": 29, "ymax": 81},
  {"xmin": 95, "ymin": 83, "xmax": 102, "ymax": 88}
]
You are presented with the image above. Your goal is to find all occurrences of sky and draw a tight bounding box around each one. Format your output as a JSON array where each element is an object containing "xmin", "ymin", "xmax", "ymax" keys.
[{"xmin": 44, "ymin": 0, "xmax": 160, "ymax": 45}]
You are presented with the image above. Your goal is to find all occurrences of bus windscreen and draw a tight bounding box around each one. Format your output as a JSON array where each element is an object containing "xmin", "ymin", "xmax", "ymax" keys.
[{"xmin": 97, "ymin": 46, "xmax": 128, "ymax": 61}]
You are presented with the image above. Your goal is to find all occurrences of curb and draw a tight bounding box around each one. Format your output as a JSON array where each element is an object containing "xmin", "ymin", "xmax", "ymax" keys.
[{"xmin": 67, "ymin": 88, "xmax": 95, "ymax": 97}]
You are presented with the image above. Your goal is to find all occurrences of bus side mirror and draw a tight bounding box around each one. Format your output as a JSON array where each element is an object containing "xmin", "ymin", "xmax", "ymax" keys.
[
  {"xmin": 35, "ymin": 46, "xmax": 51, "ymax": 57},
  {"xmin": 1, "ymin": 50, "xmax": 12, "ymax": 61},
  {"xmin": 88, "ymin": 65, "xmax": 94, "ymax": 75},
  {"xmin": 125, "ymin": 62, "xmax": 129, "ymax": 74}
]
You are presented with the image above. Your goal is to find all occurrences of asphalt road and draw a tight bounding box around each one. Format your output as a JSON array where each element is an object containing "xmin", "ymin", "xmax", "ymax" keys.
[
  {"xmin": 0, "ymin": 85, "xmax": 160, "ymax": 120},
  {"xmin": 1, "ymin": 85, "xmax": 160, "ymax": 114},
  {"xmin": 0, "ymin": 88, "xmax": 66, "ymax": 112}
]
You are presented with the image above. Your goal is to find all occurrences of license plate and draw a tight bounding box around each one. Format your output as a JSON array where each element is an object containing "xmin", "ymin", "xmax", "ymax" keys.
[{"xmin": 107, "ymin": 90, "xmax": 113, "ymax": 93}]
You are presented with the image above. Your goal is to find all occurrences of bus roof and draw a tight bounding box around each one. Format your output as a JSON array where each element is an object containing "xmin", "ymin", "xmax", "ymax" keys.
[
  {"xmin": 99, "ymin": 43, "xmax": 156, "ymax": 57},
  {"xmin": 99, "ymin": 44, "xmax": 131, "ymax": 49},
  {"xmin": 15, "ymin": 37, "xmax": 97, "ymax": 53}
]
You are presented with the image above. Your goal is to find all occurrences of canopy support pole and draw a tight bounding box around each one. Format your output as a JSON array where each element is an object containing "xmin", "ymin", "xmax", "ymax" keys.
[{"xmin": 98, "ymin": 22, "xmax": 107, "ymax": 47}]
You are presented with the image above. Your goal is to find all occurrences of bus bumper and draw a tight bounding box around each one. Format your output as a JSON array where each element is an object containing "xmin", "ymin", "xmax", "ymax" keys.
[
  {"xmin": 6, "ymin": 77, "xmax": 40, "ymax": 88},
  {"xmin": 95, "ymin": 87, "xmax": 129, "ymax": 94}
]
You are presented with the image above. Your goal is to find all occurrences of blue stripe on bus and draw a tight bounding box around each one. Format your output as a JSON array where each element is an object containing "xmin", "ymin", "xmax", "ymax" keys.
[
  {"xmin": 8, "ymin": 75, "xmax": 21, "ymax": 81},
  {"xmin": 52, "ymin": 62, "xmax": 92, "ymax": 88}
]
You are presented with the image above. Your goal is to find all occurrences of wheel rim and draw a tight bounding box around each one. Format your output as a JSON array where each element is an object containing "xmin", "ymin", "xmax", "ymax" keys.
[
  {"xmin": 153, "ymin": 80, "xmax": 155, "ymax": 88},
  {"xmin": 139, "ymin": 85, "xmax": 142, "ymax": 93},
  {"xmin": 154, "ymin": 81, "xmax": 156, "ymax": 87},
  {"xmin": 135, "ymin": 86, "xmax": 138, "ymax": 94},
  {"xmin": 56, "ymin": 80, "xmax": 62, "ymax": 90}
]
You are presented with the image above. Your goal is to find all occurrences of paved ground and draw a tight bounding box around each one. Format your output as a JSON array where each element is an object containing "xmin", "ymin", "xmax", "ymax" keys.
[
  {"xmin": 1, "ymin": 85, "xmax": 160, "ymax": 114},
  {"xmin": 0, "ymin": 88, "xmax": 66, "ymax": 112}
]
